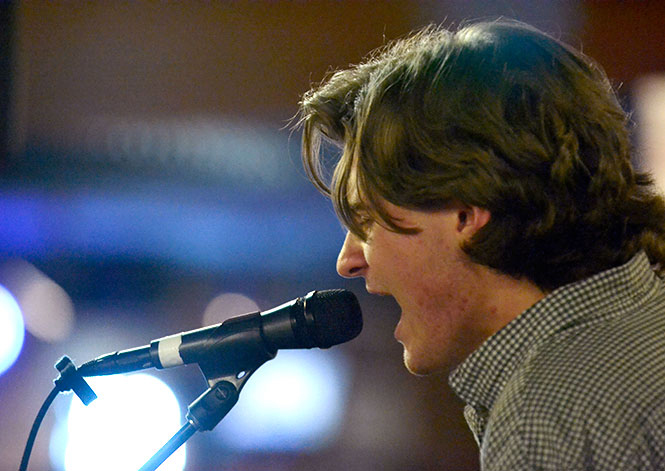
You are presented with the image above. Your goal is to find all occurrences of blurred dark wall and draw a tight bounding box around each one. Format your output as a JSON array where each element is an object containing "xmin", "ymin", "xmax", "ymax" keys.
[
  {"xmin": 0, "ymin": 2, "xmax": 16, "ymax": 167},
  {"xmin": 582, "ymin": 1, "xmax": 665, "ymax": 84}
]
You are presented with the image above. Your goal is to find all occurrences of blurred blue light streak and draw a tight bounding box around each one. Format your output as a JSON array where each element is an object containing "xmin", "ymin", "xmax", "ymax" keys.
[{"xmin": 0, "ymin": 184, "xmax": 342, "ymax": 274}]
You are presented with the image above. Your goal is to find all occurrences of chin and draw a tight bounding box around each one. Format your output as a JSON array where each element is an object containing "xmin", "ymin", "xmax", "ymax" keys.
[
  {"xmin": 403, "ymin": 346, "xmax": 457, "ymax": 376},
  {"xmin": 403, "ymin": 351, "xmax": 437, "ymax": 376}
]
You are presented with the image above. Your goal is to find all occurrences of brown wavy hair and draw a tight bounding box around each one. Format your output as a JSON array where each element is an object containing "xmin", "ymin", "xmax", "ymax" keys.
[{"xmin": 298, "ymin": 20, "xmax": 665, "ymax": 291}]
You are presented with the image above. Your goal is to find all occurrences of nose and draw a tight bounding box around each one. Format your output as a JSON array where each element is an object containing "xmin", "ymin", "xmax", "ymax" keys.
[{"xmin": 336, "ymin": 231, "xmax": 368, "ymax": 278}]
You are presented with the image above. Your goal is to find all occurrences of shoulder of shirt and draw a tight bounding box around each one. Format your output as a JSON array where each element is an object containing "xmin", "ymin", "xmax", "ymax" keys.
[{"xmin": 495, "ymin": 282, "xmax": 665, "ymax": 468}]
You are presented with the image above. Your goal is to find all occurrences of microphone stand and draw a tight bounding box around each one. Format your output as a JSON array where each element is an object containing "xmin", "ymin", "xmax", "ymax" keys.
[
  {"xmin": 138, "ymin": 353, "xmax": 274, "ymax": 471},
  {"xmin": 138, "ymin": 422, "xmax": 196, "ymax": 471},
  {"xmin": 138, "ymin": 380, "xmax": 237, "ymax": 471}
]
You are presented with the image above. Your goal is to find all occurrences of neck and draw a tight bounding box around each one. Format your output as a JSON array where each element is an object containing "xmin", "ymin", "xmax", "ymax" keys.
[{"xmin": 482, "ymin": 268, "xmax": 549, "ymax": 336}]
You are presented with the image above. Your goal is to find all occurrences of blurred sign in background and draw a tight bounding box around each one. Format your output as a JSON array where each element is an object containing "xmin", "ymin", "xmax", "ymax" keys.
[{"xmin": 1, "ymin": 1, "xmax": 664, "ymax": 470}]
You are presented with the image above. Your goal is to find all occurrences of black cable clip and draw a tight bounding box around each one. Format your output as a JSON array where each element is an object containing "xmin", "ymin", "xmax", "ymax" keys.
[{"xmin": 53, "ymin": 356, "xmax": 98, "ymax": 406}]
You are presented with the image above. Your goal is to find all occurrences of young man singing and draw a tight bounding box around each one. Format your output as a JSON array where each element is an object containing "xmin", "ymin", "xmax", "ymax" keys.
[{"xmin": 298, "ymin": 20, "xmax": 665, "ymax": 469}]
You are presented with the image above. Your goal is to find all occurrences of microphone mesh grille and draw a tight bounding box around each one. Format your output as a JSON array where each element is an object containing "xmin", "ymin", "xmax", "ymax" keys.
[{"xmin": 310, "ymin": 289, "xmax": 363, "ymax": 348}]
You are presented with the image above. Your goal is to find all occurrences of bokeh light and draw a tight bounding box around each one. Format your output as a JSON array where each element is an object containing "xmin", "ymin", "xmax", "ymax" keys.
[
  {"xmin": 0, "ymin": 284, "xmax": 25, "ymax": 376},
  {"xmin": 215, "ymin": 348, "xmax": 352, "ymax": 452},
  {"xmin": 19, "ymin": 274, "xmax": 75, "ymax": 343},
  {"xmin": 50, "ymin": 374, "xmax": 186, "ymax": 471},
  {"xmin": 635, "ymin": 75, "xmax": 665, "ymax": 193},
  {"xmin": 202, "ymin": 292, "xmax": 260, "ymax": 326},
  {"xmin": 2, "ymin": 260, "xmax": 75, "ymax": 343}
]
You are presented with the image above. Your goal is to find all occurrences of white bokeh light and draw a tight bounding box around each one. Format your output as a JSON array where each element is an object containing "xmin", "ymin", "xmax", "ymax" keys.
[
  {"xmin": 50, "ymin": 374, "xmax": 186, "ymax": 471},
  {"xmin": 0, "ymin": 284, "xmax": 25, "ymax": 375},
  {"xmin": 215, "ymin": 349, "xmax": 352, "ymax": 452},
  {"xmin": 636, "ymin": 75, "xmax": 665, "ymax": 193}
]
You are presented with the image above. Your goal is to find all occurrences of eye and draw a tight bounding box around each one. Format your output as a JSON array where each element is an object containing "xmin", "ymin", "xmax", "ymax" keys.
[
  {"xmin": 346, "ymin": 201, "xmax": 375, "ymax": 238},
  {"xmin": 356, "ymin": 212, "xmax": 374, "ymax": 230},
  {"xmin": 357, "ymin": 213, "xmax": 370, "ymax": 225},
  {"xmin": 355, "ymin": 214, "xmax": 378, "ymax": 243}
]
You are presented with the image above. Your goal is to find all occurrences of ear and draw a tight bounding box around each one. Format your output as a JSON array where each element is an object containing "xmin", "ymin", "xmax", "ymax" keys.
[{"xmin": 455, "ymin": 205, "xmax": 491, "ymax": 239}]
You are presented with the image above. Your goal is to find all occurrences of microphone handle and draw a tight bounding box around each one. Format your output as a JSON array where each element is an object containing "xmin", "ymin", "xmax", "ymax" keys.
[
  {"xmin": 78, "ymin": 312, "xmax": 274, "ymax": 377},
  {"xmin": 78, "ymin": 345, "xmax": 154, "ymax": 376}
]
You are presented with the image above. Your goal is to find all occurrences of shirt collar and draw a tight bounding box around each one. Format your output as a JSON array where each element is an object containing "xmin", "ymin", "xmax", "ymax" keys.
[{"xmin": 448, "ymin": 251, "xmax": 657, "ymax": 413}]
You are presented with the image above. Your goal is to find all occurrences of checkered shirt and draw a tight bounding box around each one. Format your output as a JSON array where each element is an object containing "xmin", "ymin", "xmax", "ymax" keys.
[{"xmin": 449, "ymin": 252, "xmax": 665, "ymax": 470}]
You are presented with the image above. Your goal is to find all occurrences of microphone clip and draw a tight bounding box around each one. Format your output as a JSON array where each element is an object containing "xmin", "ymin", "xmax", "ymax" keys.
[
  {"xmin": 186, "ymin": 380, "xmax": 239, "ymax": 432},
  {"xmin": 54, "ymin": 356, "xmax": 98, "ymax": 406}
]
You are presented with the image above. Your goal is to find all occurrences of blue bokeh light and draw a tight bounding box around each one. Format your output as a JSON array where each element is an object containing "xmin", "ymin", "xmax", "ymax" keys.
[{"xmin": 0, "ymin": 284, "xmax": 25, "ymax": 376}]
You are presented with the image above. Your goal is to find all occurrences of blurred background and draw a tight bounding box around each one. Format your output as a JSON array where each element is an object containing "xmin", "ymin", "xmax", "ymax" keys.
[{"xmin": 1, "ymin": 1, "xmax": 664, "ymax": 470}]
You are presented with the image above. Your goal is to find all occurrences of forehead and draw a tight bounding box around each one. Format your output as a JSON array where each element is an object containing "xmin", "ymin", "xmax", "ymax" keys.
[
  {"xmin": 345, "ymin": 161, "xmax": 401, "ymax": 218},
  {"xmin": 343, "ymin": 157, "xmax": 379, "ymax": 214}
]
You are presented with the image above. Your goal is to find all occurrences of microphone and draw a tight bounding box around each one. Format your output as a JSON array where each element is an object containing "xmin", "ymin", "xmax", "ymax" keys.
[{"xmin": 77, "ymin": 289, "xmax": 362, "ymax": 377}]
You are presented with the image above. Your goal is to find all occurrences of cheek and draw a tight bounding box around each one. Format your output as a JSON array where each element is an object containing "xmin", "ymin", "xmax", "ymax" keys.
[
  {"xmin": 411, "ymin": 289, "xmax": 470, "ymax": 332},
  {"xmin": 407, "ymin": 263, "xmax": 477, "ymax": 335},
  {"xmin": 363, "ymin": 237, "xmax": 400, "ymax": 276},
  {"xmin": 411, "ymin": 258, "xmax": 471, "ymax": 308}
]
